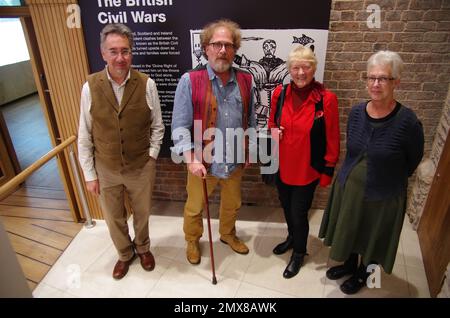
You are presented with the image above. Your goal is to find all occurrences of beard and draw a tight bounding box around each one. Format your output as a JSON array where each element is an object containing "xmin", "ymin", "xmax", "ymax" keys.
[{"xmin": 211, "ymin": 58, "xmax": 231, "ymax": 73}]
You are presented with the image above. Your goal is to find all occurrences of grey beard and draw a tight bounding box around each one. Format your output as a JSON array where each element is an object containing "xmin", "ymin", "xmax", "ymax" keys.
[{"xmin": 211, "ymin": 60, "xmax": 231, "ymax": 73}]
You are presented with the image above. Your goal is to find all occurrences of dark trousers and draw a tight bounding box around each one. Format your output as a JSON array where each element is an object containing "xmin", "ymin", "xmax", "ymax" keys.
[{"xmin": 276, "ymin": 178, "xmax": 318, "ymax": 253}]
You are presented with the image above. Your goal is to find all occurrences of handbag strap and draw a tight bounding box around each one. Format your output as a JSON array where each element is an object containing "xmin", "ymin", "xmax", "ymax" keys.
[
  {"xmin": 274, "ymin": 84, "xmax": 288, "ymax": 128},
  {"xmin": 315, "ymin": 96, "xmax": 324, "ymax": 113}
]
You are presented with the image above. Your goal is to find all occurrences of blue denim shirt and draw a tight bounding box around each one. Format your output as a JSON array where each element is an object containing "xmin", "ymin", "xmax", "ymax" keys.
[{"xmin": 171, "ymin": 63, "xmax": 256, "ymax": 178}]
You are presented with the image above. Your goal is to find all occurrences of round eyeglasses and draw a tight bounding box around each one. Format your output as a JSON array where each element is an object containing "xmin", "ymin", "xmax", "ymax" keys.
[{"xmin": 209, "ymin": 42, "xmax": 235, "ymax": 52}]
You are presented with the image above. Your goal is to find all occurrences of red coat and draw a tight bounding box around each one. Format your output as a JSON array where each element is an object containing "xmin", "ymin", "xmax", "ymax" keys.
[{"xmin": 268, "ymin": 82, "xmax": 340, "ymax": 186}]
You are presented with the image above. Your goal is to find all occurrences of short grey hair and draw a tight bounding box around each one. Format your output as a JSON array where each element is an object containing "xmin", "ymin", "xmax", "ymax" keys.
[
  {"xmin": 100, "ymin": 23, "xmax": 133, "ymax": 49},
  {"xmin": 367, "ymin": 50, "xmax": 403, "ymax": 79}
]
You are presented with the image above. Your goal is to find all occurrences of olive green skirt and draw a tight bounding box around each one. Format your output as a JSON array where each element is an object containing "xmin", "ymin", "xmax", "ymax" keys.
[{"xmin": 319, "ymin": 157, "xmax": 406, "ymax": 274}]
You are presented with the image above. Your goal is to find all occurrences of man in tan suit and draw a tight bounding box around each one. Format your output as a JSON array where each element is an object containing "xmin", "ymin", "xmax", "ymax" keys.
[{"xmin": 78, "ymin": 24, "xmax": 164, "ymax": 279}]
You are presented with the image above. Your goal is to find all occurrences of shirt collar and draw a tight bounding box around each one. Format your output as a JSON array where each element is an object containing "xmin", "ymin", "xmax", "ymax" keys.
[{"xmin": 105, "ymin": 66, "xmax": 131, "ymax": 86}]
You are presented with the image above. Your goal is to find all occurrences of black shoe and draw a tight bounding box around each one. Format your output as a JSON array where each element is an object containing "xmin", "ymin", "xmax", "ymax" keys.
[
  {"xmin": 283, "ymin": 252, "xmax": 306, "ymax": 279},
  {"xmin": 326, "ymin": 253, "xmax": 358, "ymax": 280},
  {"xmin": 340, "ymin": 274, "xmax": 367, "ymax": 295},
  {"xmin": 326, "ymin": 264, "xmax": 357, "ymax": 280},
  {"xmin": 273, "ymin": 236, "xmax": 293, "ymax": 255}
]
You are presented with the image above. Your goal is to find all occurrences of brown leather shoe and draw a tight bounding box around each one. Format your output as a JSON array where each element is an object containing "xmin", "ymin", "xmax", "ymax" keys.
[
  {"xmin": 112, "ymin": 254, "xmax": 136, "ymax": 280},
  {"xmin": 138, "ymin": 251, "xmax": 155, "ymax": 271},
  {"xmin": 186, "ymin": 240, "xmax": 201, "ymax": 265},
  {"xmin": 220, "ymin": 235, "xmax": 249, "ymax": 254}
]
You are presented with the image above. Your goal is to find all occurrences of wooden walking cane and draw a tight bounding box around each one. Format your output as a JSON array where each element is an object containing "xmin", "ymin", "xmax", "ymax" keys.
[{"xmin": 202, "ymin": 177, "xmax": 217, "ymax": 285}]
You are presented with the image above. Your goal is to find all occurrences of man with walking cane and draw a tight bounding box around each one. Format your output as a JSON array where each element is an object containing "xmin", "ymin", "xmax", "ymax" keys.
[{"xmin": 171, "ymin": 19, "xmax": 256, "ymax": 268}]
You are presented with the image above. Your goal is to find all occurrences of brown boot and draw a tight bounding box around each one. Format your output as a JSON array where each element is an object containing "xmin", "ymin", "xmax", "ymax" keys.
[
  {"xmin": 220, "ymin": 235, "xmax": 249, "ymax": 254},
  {"xmin": 186, "ymin": 240, "xmax": 201, "ymax": 264}
]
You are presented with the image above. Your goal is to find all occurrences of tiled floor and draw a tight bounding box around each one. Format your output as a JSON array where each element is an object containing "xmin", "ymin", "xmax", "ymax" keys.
[{"xmin": 33, "ymin": 200, "xmax": 430, "ymax": 298}]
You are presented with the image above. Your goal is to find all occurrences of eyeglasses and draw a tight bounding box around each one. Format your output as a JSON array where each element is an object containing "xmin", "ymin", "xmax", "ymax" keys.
[
  {"xmin": 366, "ymin": 76, "xmax": 395, "ymax": 84},
  {"xmin": 209, "ymin": 42, "xmax": 235, "ymax": 52},
  {"xmin": 107, "ymin": 49, "xmax": 131, "ymax": 58}
]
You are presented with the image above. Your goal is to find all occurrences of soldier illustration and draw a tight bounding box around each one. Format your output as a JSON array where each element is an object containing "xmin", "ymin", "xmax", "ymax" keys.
[{"xmin": 234, "ymin": 39, "xmax": 289, "ymax": 127}]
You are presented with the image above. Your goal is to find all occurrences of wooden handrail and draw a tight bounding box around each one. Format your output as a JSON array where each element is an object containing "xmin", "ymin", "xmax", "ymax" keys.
[
  {"xmin": 0, "ymin": 135, "xmax": 77, "ymax": 201},
  {"xmin": 0, "ymin": 6, "xmax": 30, "ymax": 18}
]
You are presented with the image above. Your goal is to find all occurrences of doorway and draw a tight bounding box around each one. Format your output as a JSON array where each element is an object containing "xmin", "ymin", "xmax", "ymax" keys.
[
  {"xmin": 0, "ymin": 9, "xmax": 84, "ymax": 291},
  {"xmin": 0, "ymin": 17, "xmax": 66, "ymax": 192},
  {"xmin": 1, "ymin": 94, "xmax": 64, "ymax": 190}
]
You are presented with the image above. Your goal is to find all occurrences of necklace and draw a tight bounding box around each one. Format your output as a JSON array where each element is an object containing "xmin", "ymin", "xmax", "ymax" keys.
[{"xmin": 367, "ymin": 100, "xmax": 396, "ymax": 119}]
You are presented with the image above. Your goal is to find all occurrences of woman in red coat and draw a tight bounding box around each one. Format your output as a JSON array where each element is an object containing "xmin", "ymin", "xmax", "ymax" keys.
[{"xmin": 268, "ymin": 46, "xmax": 340, "ymax": 278}]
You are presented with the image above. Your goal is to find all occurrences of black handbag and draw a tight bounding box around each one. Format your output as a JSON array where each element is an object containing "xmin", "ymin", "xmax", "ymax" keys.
[{"xmin": 261, "ymin": 84, "xmax": 288, "ymax": 185}]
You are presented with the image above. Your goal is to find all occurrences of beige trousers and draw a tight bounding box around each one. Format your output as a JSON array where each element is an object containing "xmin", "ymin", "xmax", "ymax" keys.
[
  {"xmin": 183, "ymin": 166, "xmax": 244, "ymax": 242},
  {"xmin": 96, "ymin": 158, "xmax": 156, "ymax": 261}
]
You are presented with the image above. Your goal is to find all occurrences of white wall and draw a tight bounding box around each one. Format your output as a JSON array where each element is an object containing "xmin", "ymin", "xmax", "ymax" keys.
[
  {"xmin": 0, "ymin": 220, "xmax": 32, "ymax": 297},
  {"xmin": 0, "ymin": 60, "xmax": 37, "ymax": 105}
]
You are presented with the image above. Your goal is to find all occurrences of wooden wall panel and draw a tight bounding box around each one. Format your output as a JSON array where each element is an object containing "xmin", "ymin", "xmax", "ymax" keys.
[{"xmin": 26, "ymin": 0, "xmax": 103, "ymax": 219}]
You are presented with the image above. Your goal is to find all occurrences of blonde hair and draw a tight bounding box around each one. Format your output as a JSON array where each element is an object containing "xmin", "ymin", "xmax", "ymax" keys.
[
  {"xmin": 367, "ymin": 50, "xmax": 404, "ymax": 79},
  {"xmin": 287, "ymin": 46, "xmax": 317, "ymax": 70}
]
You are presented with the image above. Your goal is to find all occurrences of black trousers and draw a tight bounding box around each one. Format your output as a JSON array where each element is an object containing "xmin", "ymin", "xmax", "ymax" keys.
[{"xmin": 276, "ymin": 178, "xmax": 318, "ymax": 253}]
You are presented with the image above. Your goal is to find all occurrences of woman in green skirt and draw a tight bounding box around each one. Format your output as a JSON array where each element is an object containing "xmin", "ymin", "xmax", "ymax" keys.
[{"xmin": 319, "ymin": 50, "xmax": 424, "ymax": 295}]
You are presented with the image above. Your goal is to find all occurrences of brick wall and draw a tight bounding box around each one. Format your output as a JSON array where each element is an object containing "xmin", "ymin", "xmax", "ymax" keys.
[{"xmin": 153, "ymin": 0, "xmax": 450, "ymax": 209}]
